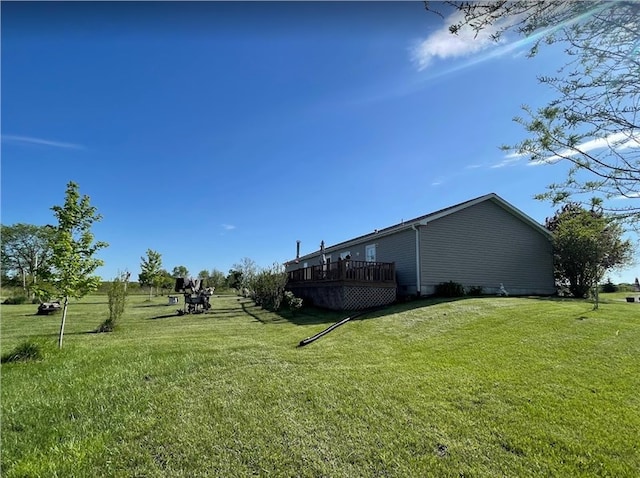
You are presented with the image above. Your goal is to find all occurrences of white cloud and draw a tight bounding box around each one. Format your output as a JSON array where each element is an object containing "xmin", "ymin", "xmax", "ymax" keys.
[
  {"xmin": 410, "ymin": 4, "xmax": 605, "ymax": 74},
  {"xmin": 614, "ymin": 192, "xmax": 640, "ymax": 200},
  {"xmin": 222, "ymin": 224, "xmax": 236, "ymax": 231},
  {"xmin": 490, "ymin": 157, "xmax": 521, "ymax": 169},
  {"xmin": 411, "ymin": 11, "xmax": 505, "ymax": 71},
  {"xmin": 504, "ymin": 151, "xmax": 527, "ymax": 159},
  {"xmin": 431, "ymin": 180, "xmax": 443, "ymax": 186},
  {"xmin": 1, "ymin": 134, "xmax": 84, "ymax": 150},
  {"xmin": 528, "ymin": 130, "xmax": 640, "ymax": 166}
]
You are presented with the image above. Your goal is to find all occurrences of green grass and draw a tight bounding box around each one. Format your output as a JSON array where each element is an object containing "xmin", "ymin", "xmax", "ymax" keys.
[{"xmin": 1, "ymin": 293, "xmax": 639, "ymax": 477}]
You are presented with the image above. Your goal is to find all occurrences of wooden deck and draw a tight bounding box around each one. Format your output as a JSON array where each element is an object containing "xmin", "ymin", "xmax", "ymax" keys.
[{"xmin": 287, "ymin": 260, "xmax": 396, "ymax": 284}]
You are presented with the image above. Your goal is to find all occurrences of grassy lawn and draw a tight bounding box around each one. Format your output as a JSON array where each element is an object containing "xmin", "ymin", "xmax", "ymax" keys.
[{"xmin": 1, "ymin": 292, "xmax": 639, "ymax": 477}]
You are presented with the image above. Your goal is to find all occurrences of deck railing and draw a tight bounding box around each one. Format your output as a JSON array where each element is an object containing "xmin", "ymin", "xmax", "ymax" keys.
[{"xmin": 287, "ymin": 260, "xmax": 395, "ymax": 283}]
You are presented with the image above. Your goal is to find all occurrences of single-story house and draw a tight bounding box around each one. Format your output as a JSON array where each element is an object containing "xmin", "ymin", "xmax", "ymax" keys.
[{"xmin": 285, "ymin": 193, "xmax": 556, "ymax": 310}]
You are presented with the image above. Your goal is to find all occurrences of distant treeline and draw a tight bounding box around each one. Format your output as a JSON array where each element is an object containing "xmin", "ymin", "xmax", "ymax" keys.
[{"xmin": 93, "ymin": 281, "xmax": 232, "ymax": 295}]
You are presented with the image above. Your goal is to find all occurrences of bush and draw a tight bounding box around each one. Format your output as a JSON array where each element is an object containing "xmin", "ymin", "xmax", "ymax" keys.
[
  {"xmin": 283, "ymin": 291, "xmax": 303, "ymax": 312},
  {"xmin": 97, "ymin": 276, "xmax": 128, "ymax": 333},
  {"xmin": 467, "ymin": 286, "xmax": 484, "ymax": 296},
  {"xmin": 601, "ymin": 278, "xmax": 618, "ymax": 293},
  {"xmin": 434, "ymin": 281, "xmax": 465, "ymax": 298},
  {"xmin": 617, "ymin": 283, "xmax": 637, "ymax": 293},
  {"xmin": 248, "ymin": 263, "xmax": 289, "ymax": 311},
  {"xmin": 1, "ymin": 339, "xmax": 51, "ymax": 363},
  {"xmin": 96, "ymin": 318, "xmax": 116, "ymax": 333},
  {"xmin": 3, "ymin": 295, "xmax": 27, "ymax": 305}
]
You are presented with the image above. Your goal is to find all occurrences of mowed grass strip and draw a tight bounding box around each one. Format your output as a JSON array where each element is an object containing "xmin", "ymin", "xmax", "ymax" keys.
[{"xmin": 1, "ymin": 293, "xmax": 639, "ymax": 477}]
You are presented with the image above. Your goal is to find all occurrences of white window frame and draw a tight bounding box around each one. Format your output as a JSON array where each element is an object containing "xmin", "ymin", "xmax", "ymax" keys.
[{"xmin": 365, "ymin": 244, "xmax": 376, "ymax": 262}]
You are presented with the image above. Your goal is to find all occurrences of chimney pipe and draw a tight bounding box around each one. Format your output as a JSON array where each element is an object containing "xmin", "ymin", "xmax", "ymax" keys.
[{"xmin": 296, "ymin": 240, "xmax": 301, "ymax": 259}]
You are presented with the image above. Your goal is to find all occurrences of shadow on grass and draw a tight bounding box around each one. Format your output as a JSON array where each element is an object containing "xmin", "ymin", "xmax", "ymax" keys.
[
  {"xmin": 149, "ymin": 312, "xmax": 181, "ymax": 320},
  {"xmin": 272, "ymin": 294, "xmax": 572, "ymax": 325},
  {"xmin": 276, "ymin": 296, "xmax": 471, "ymax": 326},
  {"xmin": 241, "ymin": 302, "xmax": 269, "ymax": 323},
  {"xmin": 134, "ymin": 303, "xmax": 170, "ymax": 308},
  {"xmin": 193, "ymin": 295, "xmax": 572, "ymax": 327}
]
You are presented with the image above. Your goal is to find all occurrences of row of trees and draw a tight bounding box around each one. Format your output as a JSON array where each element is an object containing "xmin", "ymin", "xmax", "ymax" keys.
[
  {"xmin": 3, "ymin": 201, "xmax": 635, "ymax": 308},
  {"xmin": 2, "ymin": 182, "xmax": 635, "ymax": 347},
  {"xmin": 137, "ymin": 249, "xmax": 245, "ymax": 298},
  {"xmin": 137, "ymin": 252, "xmax": 297, "ymax": 311}
]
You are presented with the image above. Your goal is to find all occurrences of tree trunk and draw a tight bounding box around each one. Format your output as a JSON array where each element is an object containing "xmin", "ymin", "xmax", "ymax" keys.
[{"xmin": 58, "ymin": 295, "xmax": 69, "ymax": 349}]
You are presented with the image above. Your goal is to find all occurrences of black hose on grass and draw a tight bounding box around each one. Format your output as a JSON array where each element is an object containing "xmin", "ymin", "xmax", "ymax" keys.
[{"xmin": 297, "ymin": 310, "xmax": 369, "ymax": 347}]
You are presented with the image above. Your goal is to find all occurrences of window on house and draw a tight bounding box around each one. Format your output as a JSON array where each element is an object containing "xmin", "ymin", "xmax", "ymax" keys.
[
  {"xmin": 365, "ymin": 244, "xmax": 376, "ymax": 262},
  {"xmin": 339, "ymin": 251, "xmax": 351, "ymax": 260}
]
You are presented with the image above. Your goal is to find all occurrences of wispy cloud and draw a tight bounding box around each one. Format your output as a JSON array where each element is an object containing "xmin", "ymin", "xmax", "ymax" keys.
[
  {"xmin": 411, "ymin": 3, "xmax": 606, "ymax": 75},
  {"xmin": 411, "ymin": 11, "xmax": 507, "ymax": 71},
  {"xmin": 614, "ymin": 192, "xmax": 640, "ymax": 200},
  {"xmin": 528, "ymin": 130, "xmax": 640, "ymax": 166},
  {"xmin": 490, "ymin": 156, "xmax": 522, "ymax": 169},
  {"xmin": 221, "ymin": 224, "xmax": 236, "ymax": 231},
  {"xmin": 1, "ymin": 134, "xmax": 85, "ymax": 150}
]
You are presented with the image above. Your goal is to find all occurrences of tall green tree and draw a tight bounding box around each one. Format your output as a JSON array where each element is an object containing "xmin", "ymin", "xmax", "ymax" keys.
[
  {"xmin": 139, "ymin": 249, "xmax": 162, "ymax": 300},
  {"xmin": 1, "ymin": 223, "xmax": 55, "ymax": 294},
  {"xmin": 208, "ymin": 269, "xmax": 227, "ymax": 290},
  {"xmin": 426, "ymin": 1, "xmax": 639, "ymax": 223},
  {"xmin": 197, "ymin": 269, "xmax": 226, "ymax": 289},
  {"xmin": 172, "ymin": 265, "xmax": 189, "ymax": 278},
  {"xmin": 49, "ymin": 181, "xmax": 108, "ymax": 348},
  {"xmin": 226, "ymin": 269, "xmax": 242, "ymax": 290},
  {"xmin": 545, "ymin": 202, "xmax": 633, "ymax": 301},
  {"xmin": 158, "ymin": 269, "xmax": 175, "ymax": 295},
  {"xmin": 197, "ymin": 269, "xmax": 211, "ymax": 286}
]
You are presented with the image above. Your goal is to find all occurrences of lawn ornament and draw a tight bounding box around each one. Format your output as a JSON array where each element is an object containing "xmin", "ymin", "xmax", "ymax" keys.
[{"xmin": 174, "ymin": 278, "xmax": 214, "ymax": 315}]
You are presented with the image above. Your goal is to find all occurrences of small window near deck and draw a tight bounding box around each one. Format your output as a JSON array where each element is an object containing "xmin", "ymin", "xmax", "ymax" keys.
[{"xmin": 365, "ymin": 244, "xmax": 376, "ymax": 262}]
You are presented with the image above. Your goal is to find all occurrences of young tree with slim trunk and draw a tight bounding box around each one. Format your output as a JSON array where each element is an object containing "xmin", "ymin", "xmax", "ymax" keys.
[
  {"xmin": 49, "ymin": 181, "xmax": 108, "ymax": 348},
  {"xmin": 139, "ymin": 249, "xmax": 163, "ymax": 300}
]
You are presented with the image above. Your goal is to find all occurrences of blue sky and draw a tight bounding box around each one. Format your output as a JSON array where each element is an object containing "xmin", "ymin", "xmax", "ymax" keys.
[{"xmin": 2, "ymin": 1, "xmax": 638, "ymax": 283}]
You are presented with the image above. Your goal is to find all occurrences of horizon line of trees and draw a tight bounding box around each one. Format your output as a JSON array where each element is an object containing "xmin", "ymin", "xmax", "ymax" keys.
[{"xmin": 4, "ymin": 210, "xmax": 638, "ymax": 304}]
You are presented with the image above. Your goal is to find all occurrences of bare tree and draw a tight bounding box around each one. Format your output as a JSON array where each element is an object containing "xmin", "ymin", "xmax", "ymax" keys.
[{"xmin": 426, "ymin": 1, "xmax": 640, "ymax": 224}]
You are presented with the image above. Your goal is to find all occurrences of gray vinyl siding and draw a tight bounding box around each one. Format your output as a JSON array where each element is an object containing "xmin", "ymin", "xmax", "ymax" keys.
[
  {"xmin": 420, "ymin": 200, "xmax": 554, "ymax": 295},
  {"xmin": 366, "ymin": 228, "xmax": 416, "ymax": 290}
]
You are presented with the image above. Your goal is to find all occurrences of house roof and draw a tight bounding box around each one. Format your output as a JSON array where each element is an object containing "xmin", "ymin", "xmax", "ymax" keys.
[{"xmin": 290, "ymin": 193, "xmax": 551, "ymax": 263}]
